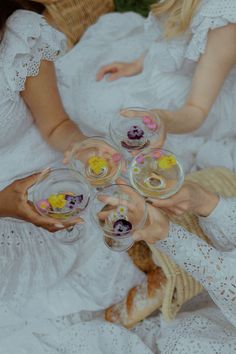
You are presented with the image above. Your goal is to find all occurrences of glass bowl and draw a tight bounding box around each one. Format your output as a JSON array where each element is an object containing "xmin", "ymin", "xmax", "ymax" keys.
[
  {"xmin": 129, "ymin": 148, "xmax": 184, "ymax": 199},
  {"xmin": 69, "ymin": 137, "xmax": 124, "ymax": 188},
  {"xmin": 33, "ymin": 168, "xmax": 90, "ymax": 243},
  {"xmin": 91, "ymin": 183, "xmax": 147, "ymax": 252},
  {"xmin": 109, "ymin": 107, "xmax": 162, "ymax": 158}
]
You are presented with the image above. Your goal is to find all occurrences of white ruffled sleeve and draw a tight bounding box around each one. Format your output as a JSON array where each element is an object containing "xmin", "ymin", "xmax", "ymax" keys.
[
  {"xmin": 186, "ymin": 0, "xmax": 236, "ymax": 62},
  {"xmin": 154, "ymin": 221, "xmax": 236, "ymax": 327},
  {"xmin": 1, "ymin": 9, "xmax": 66, "ymax": 95}
]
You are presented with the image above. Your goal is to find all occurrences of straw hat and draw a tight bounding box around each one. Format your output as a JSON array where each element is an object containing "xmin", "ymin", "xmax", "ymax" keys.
[{"xmin": 149, "ymin": 167, "xmax": 236, "ymax": 320}]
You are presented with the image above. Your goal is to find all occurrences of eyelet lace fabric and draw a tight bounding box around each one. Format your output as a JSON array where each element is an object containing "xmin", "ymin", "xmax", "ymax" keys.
[
  {"xmin": 0, "ymin": 10, "xmax": 66, "ymax": 95},
  {"xmin": 1, "ymin": 5, "xmax": 236, "ymax": 353},
  {"xmin": 186, "ymin": 0, "xmax": 236, "ymax": 62},
  {"xmin": 154, "ymin": 198, "xmax": 236, "ymax": 342}
]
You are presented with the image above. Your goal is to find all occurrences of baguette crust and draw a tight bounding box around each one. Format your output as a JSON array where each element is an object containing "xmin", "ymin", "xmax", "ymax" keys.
[{"xmin": 105, "ymin": 267, "xmax": 167, "ymax": 328}]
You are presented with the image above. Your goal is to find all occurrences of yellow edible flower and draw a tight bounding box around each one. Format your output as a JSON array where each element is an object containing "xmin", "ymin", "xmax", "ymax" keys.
[
  {"xmin": 158, "ymin": 155, "xmax": 177, "ymax": 169},
  {"xmin": 88, "ymin": 156, "xmax": 108, "ymax": 175},
  {"xmin": 48, "ymin": 194, "xmax": 67, "ymax": 209}
]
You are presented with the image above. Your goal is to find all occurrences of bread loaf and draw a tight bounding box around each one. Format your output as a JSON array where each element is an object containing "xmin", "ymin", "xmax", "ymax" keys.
[{"xmin": 105, "ymin": 267, "xmax": 167, "ymax": 328}]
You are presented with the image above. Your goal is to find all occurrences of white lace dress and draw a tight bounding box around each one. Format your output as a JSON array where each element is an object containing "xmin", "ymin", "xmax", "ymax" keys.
[
  {"xmin": 57, "ymin": 0, "xmax": 236, "ymax": 173},
  {"xmin": 1, "ymin": 6, "xmax": 236, "ymax": 354},
  {"xmin": 0, "ymin": 10, "xmax": 148, "ymax": 354}
]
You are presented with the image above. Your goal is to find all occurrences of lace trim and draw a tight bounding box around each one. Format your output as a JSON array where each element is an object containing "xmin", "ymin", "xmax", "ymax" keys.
[
  {"xmin": 186, "ymin": 0, "xmax": 236, "ymax": 61},
  {"xmin": 0, "ymin": 10, "xmax": 66, "ymax": 96},
  {"xmin": 156, "ymin": 222, "xmax": 236, "ymax": 327},
  {"xmin": 199, "ymin": 198, "xmax": 236, "ymax": 251},
  {"xmin": 13, "ymin": 46, "xmax": 60, "ymax": 92}
]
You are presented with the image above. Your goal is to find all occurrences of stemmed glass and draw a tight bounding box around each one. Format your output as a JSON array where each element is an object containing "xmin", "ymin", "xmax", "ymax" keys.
[
  {"xmin": 109, "ymin": 107, "xmax": 163, "ymax": 160},
  {"xmin": 33, "ymin": 168, "xmax": 90, "ymax": 243},
  {"xmin": 69, "ymin": 136, "xmax": 124, "ymax": 188},
  {"xmin": 129, "ymin": 148, "xmax": 184, "ymax": 199},
  {"xmin": 91, "ymin": 183, "xmax": 148, "ymax": 252}
]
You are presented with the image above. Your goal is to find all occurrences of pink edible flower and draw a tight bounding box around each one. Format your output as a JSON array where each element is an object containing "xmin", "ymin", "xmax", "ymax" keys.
[
  {"xmin": 147, "ymin": 122, "xmax": 158, "ymax": 131},
  {"xmin": 136, "ymin": 154, "xmax": 144, "ymax": 164},
  {"xmin": 112, "ymin": 153, "xmax": 122, "ymax": 163},
  {"xmin": 142, "ymin": 116, "xmax": 152, "ymax": 124},
  {"xmin": 153, "ymin": 150, "xmax": 163, "ymax": 159}
]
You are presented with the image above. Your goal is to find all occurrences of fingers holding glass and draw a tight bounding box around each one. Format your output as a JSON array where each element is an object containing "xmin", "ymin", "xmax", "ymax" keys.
[
  {"xmin": 68, "ymin": 137, "xmax": 124, "ymax": 188},
  {"xmin": 33, "ymin": 168, "xmax": 90, "ymax": 243},
  {"xmin": 91, "ymin": 183, "xmax": 147, "ymax": 252}
]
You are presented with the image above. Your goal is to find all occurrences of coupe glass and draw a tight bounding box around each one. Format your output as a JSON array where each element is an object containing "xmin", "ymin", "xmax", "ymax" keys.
[
  {"xmin": 69, "ymin": 137, "xmax": 124, "ymax": 188},
  {"xmin": 109, "ymin": 107, "xmax": 162, "ymax": 159},
  {"xmin": 129, "ymin": 148, "xmax": 184, "ymax": 199},
  {"xmin": 91, "ymin": 183, "xmax": 147, "ymax": 252},
  {"xmin": 33, "ymin": 168, "xmax": 90, "ymax": 243}
]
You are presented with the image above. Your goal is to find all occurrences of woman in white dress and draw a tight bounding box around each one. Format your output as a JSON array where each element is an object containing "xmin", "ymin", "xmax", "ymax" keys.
[
  {"xmin": 0, "ymin": 1, "xmax": 235, "ymax": 353},
  {"xmin": 58, "ymin": 0, "xmax": 236, "ymax": 172},
  {"xmin": 0, "ymin": 2, "xmax": 148, "ymax": 353}
]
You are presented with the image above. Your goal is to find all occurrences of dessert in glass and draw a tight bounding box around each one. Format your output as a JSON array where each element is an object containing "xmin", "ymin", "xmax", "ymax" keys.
[
  {"xmin": 109, "ymin": 107, "xmax": 162, "ymax": 159},
  {"xmin": 91, "ymin": 183, "xmax": 147, "ymax": 252},
  {"xmin": 129, "ymin": 148, "xmax": 184, "ymax": 199},
  {"xmin": 69, "ymin": 137, "xmax": 124, "ymax": 188},
  {"xmin": 33, "ymin": 168, "xmax": 90, "ymax": 243}
]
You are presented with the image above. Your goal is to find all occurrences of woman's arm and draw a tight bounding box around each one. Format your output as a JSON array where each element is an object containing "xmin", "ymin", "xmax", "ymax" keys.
[
  {"xmin": 155, "ymin": 223, "xmax": 236, "ymax": 327},
  {"xmin": 148, "ymin": 181, "xmax": 236, "ymax": 250},
  {"xmin": 198, "ymin": 198, "xmax": 236, "ymax": 251},
  {"xmin": 132, "ymin": 201, "xmax": 236, "ymax": 326},
  {"xmin": 153, "ymin": 24, "xmax": 236, "ymax": 133},
  {"xmin": 21, "ymin": 60, "xmax": 86, "ymax": 152}
]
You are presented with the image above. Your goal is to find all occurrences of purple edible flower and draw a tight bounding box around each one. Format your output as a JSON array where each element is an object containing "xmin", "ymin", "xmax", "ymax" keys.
[
  {"xmin": 65, "ymin": 194, "xmax": 83, "ymax": 210},
  {"xmin": 113, "ymin": 219, "xmax": 132, "ymax": 236},
  {"xmin": 127, "ymin": 125, "xmax": 144, "ymax": 140}
]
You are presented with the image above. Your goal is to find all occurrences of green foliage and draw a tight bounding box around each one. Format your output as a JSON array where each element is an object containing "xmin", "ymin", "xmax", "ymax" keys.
[{"xmin": 114, "ymin": 0, "xmax": 156, "ymax": 17}]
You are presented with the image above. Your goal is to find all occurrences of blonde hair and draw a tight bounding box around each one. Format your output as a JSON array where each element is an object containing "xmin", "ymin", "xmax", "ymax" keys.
[{"xmin": 151, "ymin": 0, "xmax": 201, "ymax": 38}]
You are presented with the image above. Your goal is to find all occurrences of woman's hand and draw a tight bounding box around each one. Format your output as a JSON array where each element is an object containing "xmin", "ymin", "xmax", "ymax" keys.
[
  {"xmin": 0, "ymin": 172, "xmax": 84, "ymax": 232},
  {"xmin": 132, "ymin": 203, "xmax": 169, "ymax": 244},
  {"xmin": 147, "ymin": 181, "xmax": 219, "ymax": 217},
  {"xmin": 97, "ymin": 177, "xmax": 169, "ymax": 244},
  {"xmin": 96, "ymin": 59, "xmax": 143, "ymax": 82}
]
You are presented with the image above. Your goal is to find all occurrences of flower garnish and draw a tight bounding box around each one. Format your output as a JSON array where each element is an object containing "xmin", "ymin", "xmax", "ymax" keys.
[
  {"xmin": 48, "ymin": 194, "xmax": 67, "ymax": 209},
  {"xmin": 142, "ymin": 116, "xmax": 158, "ymax": 131},
  {"xmin": 158, "ymin": 155, "xmax": 177, "ymax": 169},
  {"xmin": 88, "ymin": 156, "xmax": 108, "ymax": 175},
  {"xmin": 136, "ymin": 154, "xmax": 144, "ymax": 164},
  {"xmin": 117, "ymin": 205, "xmax": 128, "ymax": 216},
  {"xmin": 147, "ymin": 122, "xmax": 158, "ymax": 131},
  {"xmin": 127, "ymin": 125, "xmax": 144, "ymax": 140},
  {"xmin": 133, "ymin": 166, "xmax": 141, "ymax": 174},
  {"xmin": 153, "ymin": 150, "xmax": 163, "ymax": 159},
  {"xmin": 36, "ymin": 199, "xmax": 50, "ymax": 212},
  {"xmin": 65, "ymin": 194, "xmax": 83, "ymax": 210},
  {"xmin": 112, "ymin": 153, "xmax": 122, "ymax": 163},
  {"xmin": 142, "ymin": 115, "xmax": 152, "ymax": 124},
  {"xmin": 113, "ymin": 219, "xmax": 132, "ymax": 236}
]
